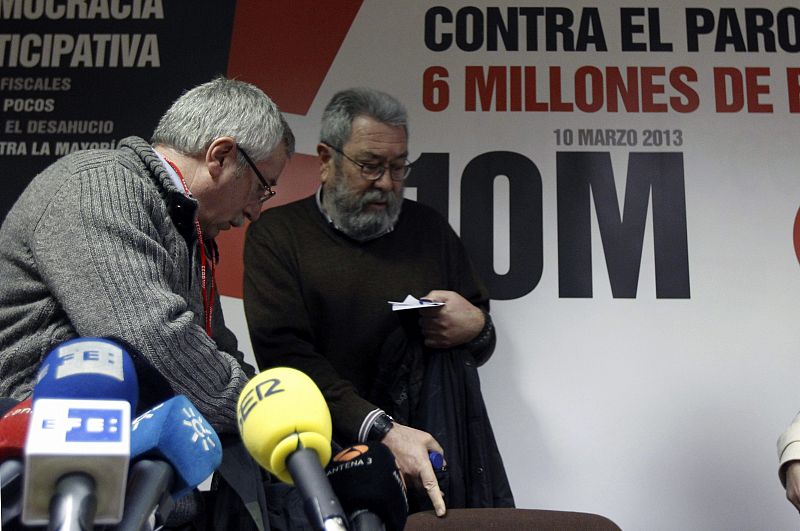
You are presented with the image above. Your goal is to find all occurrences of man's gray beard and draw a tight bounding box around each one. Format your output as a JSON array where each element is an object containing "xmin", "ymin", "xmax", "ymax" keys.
[{"xmin": 323, "ymin": 174, "xmax": 403, "ymax": 241}]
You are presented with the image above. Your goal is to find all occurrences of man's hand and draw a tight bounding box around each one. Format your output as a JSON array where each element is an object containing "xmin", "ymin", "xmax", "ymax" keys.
[
  {"xmin": 786, "ymin": 461, "xmax": 800, "ymax": 512},
  {"xmin": 381, "ymin": 423, "xmax": 447, "ymax": 517},
  {"xmin": 418, "ymin": 290, "xmax": 484, "ymax": 349}
]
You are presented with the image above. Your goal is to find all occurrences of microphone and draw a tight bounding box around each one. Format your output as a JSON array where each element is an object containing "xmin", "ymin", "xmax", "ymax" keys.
[
  {"xmin": 237, "ymin": 367, "xmax": 347, "ymax": 531},
  {"xmin": 0, "ymin": 398, "xmax": 31, "ymax": 526},
  {"xmin": 33, "ymin": 337, "xmax": 138, "ymax": 410},
  {"xmin": 113, "ymin": 394, "xmax": 222, "ymax": 531},
  {"xmin": 23, "ymin": 337, "xmax": 137, "ymax": 528},
  {"xmin": 0, "ymin": 398, "xmax": 31, "ymax": 462},
  {"xmin": 326, "ymin": 442, "xmax": 409, "ymax": 531}
]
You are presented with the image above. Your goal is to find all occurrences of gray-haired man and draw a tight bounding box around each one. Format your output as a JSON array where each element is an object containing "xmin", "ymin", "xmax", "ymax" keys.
[
  {"xmin": 244, "ymin": 87, "xmax": 514, "ymax": 518},
  {"xmin": 0, "ymin": 77, "xmax": 293, "ymax": 435}
]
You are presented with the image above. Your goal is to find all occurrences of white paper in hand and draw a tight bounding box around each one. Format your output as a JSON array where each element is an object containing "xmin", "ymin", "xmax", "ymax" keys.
[{"xmin": 388, "ymin": 295, "xmax": 445, "ymax": 311}]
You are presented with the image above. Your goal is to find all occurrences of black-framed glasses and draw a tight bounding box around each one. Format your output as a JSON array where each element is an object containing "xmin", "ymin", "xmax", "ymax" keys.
[
  {"xmin": 238, "ymin": 144, "xmax": 276, "ymax": 204},
  {"xmin": 323, "ymin": 143, "xmax": 412, "ymax": 181}
]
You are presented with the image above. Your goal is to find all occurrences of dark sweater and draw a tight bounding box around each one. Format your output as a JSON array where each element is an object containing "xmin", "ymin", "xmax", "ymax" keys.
[{"xmin": 243, "ymin": 194, "xmax": 493, "ymax": 442}]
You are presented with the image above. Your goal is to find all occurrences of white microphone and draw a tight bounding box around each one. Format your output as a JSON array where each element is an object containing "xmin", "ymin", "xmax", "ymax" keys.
[
  {"xmin": 23, "ymin": 398, "xmax": 131, "ymax": 528},
  {"xmin": 22, "ymin": 337, "xmax": 138, "ymax": 528}
]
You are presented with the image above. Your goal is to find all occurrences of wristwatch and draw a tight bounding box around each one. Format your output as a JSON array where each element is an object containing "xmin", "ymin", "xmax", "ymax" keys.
[{"xmin": 367, "ymin": 412, "xmax": 394, "ymax": 441}]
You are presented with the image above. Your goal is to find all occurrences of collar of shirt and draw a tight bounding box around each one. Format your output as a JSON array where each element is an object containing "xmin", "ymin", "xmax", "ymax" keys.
[{"xmin": 155, "ymin": 151, "xmax": 190, "ymax": 196}]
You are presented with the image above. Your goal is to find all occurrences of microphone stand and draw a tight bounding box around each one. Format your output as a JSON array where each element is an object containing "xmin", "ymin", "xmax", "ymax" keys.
[
  {"xmin": 47, "ymin": 473, "xmax": 97, "ymax": 531},
  {"xmin": 112, "ymin": 459, "xmax": 175, "ymax": 531}
]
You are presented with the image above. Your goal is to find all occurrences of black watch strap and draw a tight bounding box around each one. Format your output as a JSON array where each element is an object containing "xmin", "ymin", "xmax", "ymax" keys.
[{"xmin": 367, "ymin": 412, "xmax": 394, "ymax": 441}]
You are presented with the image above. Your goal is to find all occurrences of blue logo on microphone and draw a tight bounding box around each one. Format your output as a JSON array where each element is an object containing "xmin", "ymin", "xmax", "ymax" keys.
[{"xmin": 64, "ymin": 408, "xmax": 123, "ymax": 442}]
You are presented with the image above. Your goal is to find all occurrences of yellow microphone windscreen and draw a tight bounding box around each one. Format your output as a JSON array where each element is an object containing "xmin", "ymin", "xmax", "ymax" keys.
[{"xmin": 237, "ymin": 367, "xmax": 332, "ymax": 484}]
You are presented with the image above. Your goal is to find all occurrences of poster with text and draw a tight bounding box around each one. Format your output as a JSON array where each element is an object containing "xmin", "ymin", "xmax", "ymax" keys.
[{"xmin": 3, "ymin": 2, "xmax": 800, "ymax": 529}]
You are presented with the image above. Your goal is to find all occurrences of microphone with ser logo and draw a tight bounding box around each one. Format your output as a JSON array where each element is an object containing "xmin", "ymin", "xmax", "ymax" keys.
[{"xmin": 237, "ymin": 367, "xmax": 348, "ymax": 531}]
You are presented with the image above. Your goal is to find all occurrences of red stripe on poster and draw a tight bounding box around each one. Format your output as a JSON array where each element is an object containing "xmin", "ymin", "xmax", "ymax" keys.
[
  {"xmin": 795, "ymin": 207, "xmax": 800, "ymax": 267},
  {"xmin": 215, "ymin": 153, "xmax": 322, "ymax": 298},
  {"xmin": 227, "ymin": 0, "xmax": 363, "ymax": 114}
]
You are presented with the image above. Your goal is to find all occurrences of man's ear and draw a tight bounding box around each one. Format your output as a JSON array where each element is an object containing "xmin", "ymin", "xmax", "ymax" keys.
[
  {"xmin": 206, "ymin": 137, "xmax": 237, "ymax": 179},
  {"xmin": 317, "ymin": 143, "xmax": 334, "ymax": 183}
]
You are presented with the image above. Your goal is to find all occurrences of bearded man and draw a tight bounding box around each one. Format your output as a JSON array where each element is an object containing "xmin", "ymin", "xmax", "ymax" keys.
[{"xmin": 243, "ymin": 88, "xmax": 514, "ymax": 520}]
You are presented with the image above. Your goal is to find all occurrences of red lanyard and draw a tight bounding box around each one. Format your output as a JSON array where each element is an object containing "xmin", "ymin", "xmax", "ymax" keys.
[{"xmin": 165, "ymin": 158, "xmax": 215, "ymax": 336}]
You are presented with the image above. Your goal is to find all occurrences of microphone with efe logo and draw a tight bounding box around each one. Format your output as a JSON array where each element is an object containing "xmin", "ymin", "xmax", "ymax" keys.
[{"xmin": 22, "ymin": 337, "xmax": 138, "ymax": 529}]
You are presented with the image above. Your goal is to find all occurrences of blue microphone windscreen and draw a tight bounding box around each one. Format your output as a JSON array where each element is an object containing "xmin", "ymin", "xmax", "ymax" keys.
[
  {"xmin": 131, "ymin": 395, "xmax": 222, "ymax": 497},
  {"xmin": 33, "ymin": 338, "xmax": 138, "ymax": 410}
]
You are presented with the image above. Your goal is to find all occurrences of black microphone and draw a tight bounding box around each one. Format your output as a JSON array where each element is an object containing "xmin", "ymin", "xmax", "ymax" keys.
[
  {"xmin": 115, "ymin": 459, "xmax": 175, "ymax": 531},
  {"xmin": 326, "ymin": 442, "xmax": 409, "ymax": 531}
]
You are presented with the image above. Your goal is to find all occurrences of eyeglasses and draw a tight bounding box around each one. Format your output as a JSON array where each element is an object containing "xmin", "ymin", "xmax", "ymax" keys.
[
  {"xmin": 323, "ymin": 143, "xmax": 412, "ymax": 181},
  {"xmin": 237, "ymin": 145, "xmax": 276, "ymax": 204}
]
